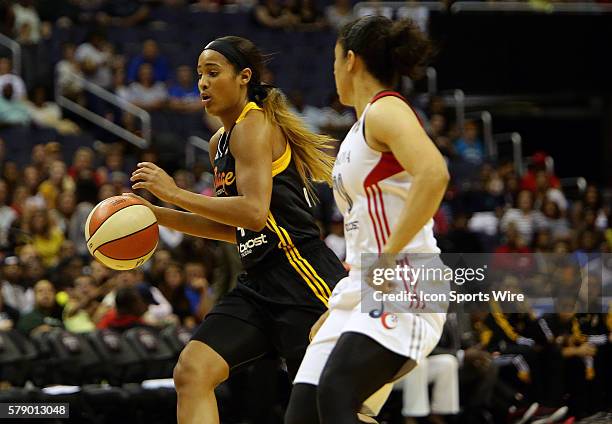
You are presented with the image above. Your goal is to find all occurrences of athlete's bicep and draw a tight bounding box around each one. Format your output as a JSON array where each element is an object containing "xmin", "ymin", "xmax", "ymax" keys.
[
  {"xmin": 369, "ymin": 98, "xmax": 448, "ymax": 179},
  {"xmin": 230, "ymin": 115, "xmax": 273, "ymax": 227}
]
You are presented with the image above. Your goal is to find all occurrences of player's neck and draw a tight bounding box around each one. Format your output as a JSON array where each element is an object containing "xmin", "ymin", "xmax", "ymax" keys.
[
  {"xmin": 352, "ymin": 76, "xmax": 387, "ymax": 119},
  {"xmin": 220, "ymin": 99, "xmax": 250, "ymax": 130}
]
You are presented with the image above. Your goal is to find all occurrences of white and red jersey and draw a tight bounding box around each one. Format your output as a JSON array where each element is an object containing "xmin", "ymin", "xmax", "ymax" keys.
[{"xmin": 332, "ymin": 91, "xmax": 440, "ymax": 270}]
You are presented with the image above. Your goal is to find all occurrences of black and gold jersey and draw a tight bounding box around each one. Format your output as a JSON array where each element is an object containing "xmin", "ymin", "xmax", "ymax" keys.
[{"xmin": 213, "ymin": 102, "xmax": 334, "ymax": 305}]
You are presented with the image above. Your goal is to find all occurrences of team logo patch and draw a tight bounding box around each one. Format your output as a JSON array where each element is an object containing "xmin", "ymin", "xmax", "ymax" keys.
[{"xmin": 381, "ymin": 312, "xmax": 398, "ymax": 330}]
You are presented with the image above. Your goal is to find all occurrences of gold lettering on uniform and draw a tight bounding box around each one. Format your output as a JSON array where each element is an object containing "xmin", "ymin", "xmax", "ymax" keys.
[{"xmin": 214, "ymin": 167, "xmax": 236, "ymax": 193}]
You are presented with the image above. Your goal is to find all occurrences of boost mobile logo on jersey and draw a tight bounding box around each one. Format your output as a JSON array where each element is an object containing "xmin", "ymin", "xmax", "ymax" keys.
[{"xmin": 239, "ymin": 234, "xmax": 268, "ymax": 256}]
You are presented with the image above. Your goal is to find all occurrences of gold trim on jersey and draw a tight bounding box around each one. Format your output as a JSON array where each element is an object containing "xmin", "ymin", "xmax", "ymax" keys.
[
  {"xmin": 235, "ymin": 101, "xmax": 262, "ymax": 123},
  {"xmin": 234, "ymin": 101, "xmax": 290, "ymax": 177},
  {"xmin": 272, "ymin": 143, "xmax": 291, "ymax": 177},
  {"xmin": 266, "ymin": 213, "xmax": 332, "ymax": 306}
]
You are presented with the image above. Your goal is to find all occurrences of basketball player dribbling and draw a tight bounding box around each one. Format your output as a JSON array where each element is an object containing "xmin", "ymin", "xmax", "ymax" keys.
[
  {"xmin": 128, "ymin": 36, "xmax": 347, "ymax": 424},
  {"xmin": 285, "ymin": 16, "xmax": 450, "ymax": 424}
]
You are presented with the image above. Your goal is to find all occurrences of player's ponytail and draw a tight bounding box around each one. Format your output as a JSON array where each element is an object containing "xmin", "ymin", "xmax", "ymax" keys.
[
  {"xmin": 259, "ymin": 87, "xmax": 335, "ymax": 198},
  {"xmin": 338, "ymin": 16, "xmax": 434, "ymax": 85},
  {"xmin": 388, "ymin": 19, "xmax": 434, "ymax": 80},
  {"xmin": 205, "ymin": 36, "xmax": 335, "ymax": 199}
]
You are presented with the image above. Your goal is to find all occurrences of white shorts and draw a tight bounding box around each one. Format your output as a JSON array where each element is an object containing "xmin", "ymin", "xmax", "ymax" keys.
[{"xmin": 294, "ymin": 274, "xmax": 446, "ymax": 415}]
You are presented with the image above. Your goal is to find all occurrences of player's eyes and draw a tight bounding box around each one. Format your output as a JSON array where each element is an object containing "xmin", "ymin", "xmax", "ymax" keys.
[{"xmin": 208, "ymin": 71, "xmax": 218, "ymax": 77}]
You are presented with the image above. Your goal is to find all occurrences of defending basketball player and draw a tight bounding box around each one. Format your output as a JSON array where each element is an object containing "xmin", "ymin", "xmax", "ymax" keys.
[
  {"xmin": 285, "ymin": 17, "xmax": 450, "ymax": 424},
  {"xmin": 128, "ymin": 36, "xmax": 347, "ymax": 424}
]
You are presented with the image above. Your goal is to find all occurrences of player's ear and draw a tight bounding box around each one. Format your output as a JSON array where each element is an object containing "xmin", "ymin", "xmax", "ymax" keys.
[
  {"xmin": 239, "ymin": 68, "xmax": 252, "ymax": 86},
  {"xmin": 346, "ymin": 50, "xmax": 356, "ymax": 72}
]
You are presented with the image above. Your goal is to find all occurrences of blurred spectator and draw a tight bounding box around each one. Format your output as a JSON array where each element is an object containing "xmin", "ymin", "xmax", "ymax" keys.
[
  {"xmin": 25, "ymin": 86, "xmax": 80, "ymax": 134},
  {"xmin": 158, "ymin": 262, "xmax": 193, "ymax": 326},
  {"xmin": 51, "ymin": 191, "xmax": 77, "ymax": 234},
  {"xmin": 38, "ymin": 160, "xmax": 75, "ymax": 209},
  {"xmin": 96, "ymin": 285, "xmax": 155, "ymax": 331},
  {"xmin": 17, "ymin": 243, "xmax": 40, "ymax": 264},
  {"xmin": 62, "ymin": 275, "xmax": 99, "ymax": 333},
  {"xmin": 98, "ymin": 269, "xmax": 174, "ymax": 326},
  {"xmin": 292, "ymin": 0, "xmax": 326, "ymax": 31},
  {"xmin": 96, "ymin": 145, "xmax": 128, "ymax": 185},
  {"xmin": 120, "ymin": 63, "xmax": 168, "ymax": 111},
  {"xmin": 541, "ymin": 200, "xmax": 571, "ymax": 240},
  {"xmin": 0, "ymin": 83, "xmax": 31, "ymax": 127},
  {"xmin": 75, "ymin": 31, "xmax": 113, "ymax": 89},
  {"xmin": 159, "ymin": 214, "xmax": 185, "ymax": 249},
  {"xmin": 0, "ymin": 179, "xmax": 17, "ymax": 250},
  {"xmin": 533, "ymin": 170, "xmax": 567, "ymax": 212},
  {"xmin": 9, "ymin": 0, "xmax": 42, "ymax": 45},
  {"xmin": 22, "ymin": 256, "xmax": 47, "ymax": 289},
  {"xmin": 454, "ymin": 120, "xmax": 485, "ymax": 166},
  {"xmin": 502, "ymin": 171, "xmax": 521, "ymax": 208},
  {"xmin": 0, "ymin": 289, "xmax": 19, "ymax": 331},
  {"xmin": 287, "ymin": 90, "xmax": 320, "ymax": 132},
  {"xmin": 0, "ymin": 57, "xmax": 26, "ymax": 100},
  {"xmin": 429, "ymin": 113, "xmax": 448, "ymax": 139},
  {"xmin": 23, "ymin": 165, "xmax": 44, "ymax": 202},
  {"xmin": 127, "ymin": 39, "xmax": 169, "ymax": 83},
  {"xmin": 23, "ymin": 209, "xmax": 64, "ymax": 267},
  {"xmin": 68, "ymin": 147, "xmax": 97, "ymax": 182},
  {"xmin": 581, "ymin": 185, "xmax": 608, "ymax": 230},
  {"xmin": 325, "ymin": 0, "xmax": 354, "ymax": 32},
  {"xmin": 521, "ymin": 151, "xmax": 561, "ymax": 193},
  {"xmin": 500, "ymin": 190, "xmax": 546, "ymax": 245},
  {"xmin": 17, "ymin": 279, "xmax": 63, "ymax": 336},
  {"xmin": 0, "ymin": 137, "xmax": 5, "ymax": 170},
  {"xmin": 168, "ymin": 65, "xmax": 201, "ymax": 113},
  {"xmin": 441, "ymin": 212, "xmax": 483, "ymax": 253},
  {"xmin": 254, "ymin": 0, "xmax": 295, "ymax": 29},
  {"xmin": 55, "ymin": 42, "xmax": 84, "ymax": 101},
  {"xmin": 108, "ymin": 73, "xmax": 127, "ymax": 124},
  {"xmin": 318, "ymin": 93, "xmax": 354, "ymax": 139},
  {"xmin": 96, "ymin": 0, "xmax": 150, "ymax": 27},
  {"xmin": 148, "ymin": 249, "xmax": 173, "ymax": 283},
  {"xmin": 399, "ymin": 353, "xmax": 460, "ymax": 423},
  {"xmin": 1, "ymin": 256, "xmax": 33, "ymax": 314},
  {"xmin": 183, "ymin": 261, "xmax": 214, "ymax": 322}
]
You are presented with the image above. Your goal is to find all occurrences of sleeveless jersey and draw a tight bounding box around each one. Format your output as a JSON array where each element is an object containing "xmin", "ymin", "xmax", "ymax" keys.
[
  {"xmin": 213, "ymin": 102, "xmax": 322, "ymax": 270},
  {"xmin": 332, "ymin": 91, "xmax": 440, "ymax": 270}
]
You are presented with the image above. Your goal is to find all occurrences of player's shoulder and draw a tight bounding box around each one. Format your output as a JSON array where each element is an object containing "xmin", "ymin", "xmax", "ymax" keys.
[
  {"xmin": 369, "ymin": 94, "xmax": 412, "ymax": 116},
  {"xmin": 230, "ymin": 108, "xmax": 270, "ymax": 152},
  {"xmin": 233, "ymin": 107, "xmax": 266, "ymax": 135},
  {"xmin": 367, "ymin": 94, "xmax": 419, "ymax": 129}
]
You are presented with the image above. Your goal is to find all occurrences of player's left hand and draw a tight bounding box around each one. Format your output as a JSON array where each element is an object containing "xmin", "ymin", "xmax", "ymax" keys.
[{"xmin": 131, "ymin": 162, "xmax": 179, "ymax": 203}]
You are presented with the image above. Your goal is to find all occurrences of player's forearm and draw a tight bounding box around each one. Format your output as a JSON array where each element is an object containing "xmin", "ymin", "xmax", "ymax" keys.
[
  {"xmin": 382, "ymin": 171, "xmax": 448, "ymax": 255},
  {"xmin": 152, "ymin": 205, "xmax": 236, "ymax": 244},
  {"xmin": 171, "ymin": 188, "xmax": 268, "ymax": 232}
]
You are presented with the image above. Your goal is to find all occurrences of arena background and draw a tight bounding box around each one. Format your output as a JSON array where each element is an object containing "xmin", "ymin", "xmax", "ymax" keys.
[{"xmin": 0, "ymin": 1, "xmax": 610, "ymax": 423}]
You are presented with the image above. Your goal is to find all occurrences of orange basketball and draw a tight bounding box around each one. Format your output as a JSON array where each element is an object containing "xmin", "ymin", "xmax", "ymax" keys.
[{"xmin": 84, "ymin": 195, "xmax": 159, "ymax": 270}]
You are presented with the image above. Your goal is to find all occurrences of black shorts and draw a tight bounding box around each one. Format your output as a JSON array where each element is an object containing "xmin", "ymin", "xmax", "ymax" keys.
[{"xmin": 191, "ymin": 239, "xmax": 346, "ymax": 379}]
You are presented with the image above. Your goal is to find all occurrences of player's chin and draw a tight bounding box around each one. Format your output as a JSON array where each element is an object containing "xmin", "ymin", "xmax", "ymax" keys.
[{"xmin": 205, "ymin": 100, "xmax": 226, "ymax": 115}]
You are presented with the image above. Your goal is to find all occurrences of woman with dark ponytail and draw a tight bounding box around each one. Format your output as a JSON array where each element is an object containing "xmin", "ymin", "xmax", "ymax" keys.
[
  {"xmin": 286, "ymin": 16, "xmax": 449, "ymax": 424},
  {"xmin": 128, "ymin": 36, "xmax": 347, "ymax": 423}
]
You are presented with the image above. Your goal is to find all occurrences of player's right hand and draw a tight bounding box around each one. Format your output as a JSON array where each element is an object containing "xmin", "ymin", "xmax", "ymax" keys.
[{"xmin": 123, "ymin": 192, "xmax": 154, "ymax": 209}]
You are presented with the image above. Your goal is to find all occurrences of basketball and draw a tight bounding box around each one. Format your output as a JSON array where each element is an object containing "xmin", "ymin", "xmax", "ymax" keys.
[{"xmin": 84, "ymin": 195, "xmax": 159, "ymax": 270}]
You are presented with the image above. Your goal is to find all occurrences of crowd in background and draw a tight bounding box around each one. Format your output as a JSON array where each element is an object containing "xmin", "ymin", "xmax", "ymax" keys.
[{"xmin": 0, "ymin": 0, "xmax": 611, "ymax": 423}]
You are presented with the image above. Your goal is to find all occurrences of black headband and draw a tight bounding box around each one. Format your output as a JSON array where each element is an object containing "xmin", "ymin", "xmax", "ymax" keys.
[
  {"xmin": 204, "ymin": 39, "xmax": 275, "ymax": 105},
  {"xmin": 204, "ymin": 39, "xmax": 249, "ymax": 72}
]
